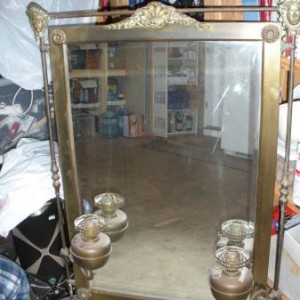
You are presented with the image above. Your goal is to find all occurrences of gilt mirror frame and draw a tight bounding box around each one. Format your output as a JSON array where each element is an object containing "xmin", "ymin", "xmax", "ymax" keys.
[{"xmin": 28, "ymin": 2, "xmax": 283, "ymax": 298}]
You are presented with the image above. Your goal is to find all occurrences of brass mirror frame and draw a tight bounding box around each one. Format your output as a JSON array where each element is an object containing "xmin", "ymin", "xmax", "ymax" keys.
[{"xmin": 43, "ymin": 3, "xmax": 281, "ymax": 299}]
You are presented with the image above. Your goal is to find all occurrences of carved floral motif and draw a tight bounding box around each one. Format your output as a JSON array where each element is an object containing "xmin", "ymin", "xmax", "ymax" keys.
[{"xmin": 262, "ymin": 25, "xmax": 280, "ymax": 43}]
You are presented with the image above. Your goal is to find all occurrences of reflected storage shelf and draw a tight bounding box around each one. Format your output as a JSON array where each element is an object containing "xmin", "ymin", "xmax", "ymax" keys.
[
  {"xmin": 69, "ymin": 43, "xmax": 127, "ymax": 114},
  {"xmin": 70, "ymin": 69, "xmax": 127, "ymax": 79},
  {"xmin": 167, "ymin": 41, "xmax": 198, "ymax": 86},
  {"xmin": 167, "ymin": 108, "xmax": 198, "ymax": 136},
  {"xmin": 71, "ymin": 103, "xmax": 100, "ymax": 109},
  {"xmin": 153, "ymin": 41, "xmax": 198, "ymax": 138}
]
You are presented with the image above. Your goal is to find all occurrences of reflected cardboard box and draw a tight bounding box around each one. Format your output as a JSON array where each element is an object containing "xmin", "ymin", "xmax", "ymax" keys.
[{"xmin": 122, "ymin": 114, "xmax": 144, "ymax": 138}]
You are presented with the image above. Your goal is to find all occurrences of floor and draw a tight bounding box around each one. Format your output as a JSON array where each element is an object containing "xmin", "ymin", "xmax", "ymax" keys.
[{"xmin": 73, "ymin": 134, "xmax": 255, "ymax": 300}]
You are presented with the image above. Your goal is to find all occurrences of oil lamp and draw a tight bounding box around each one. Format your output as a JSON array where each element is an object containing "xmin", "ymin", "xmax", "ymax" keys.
[
  {"xmin": 210, "ymin": 246, "xmax": 253, "ymax": 300},
  {"xmin": 70, "ymin": 214, "xmax": 112, "ymax": 272},
  {"xmin": 217, "ymin": 219, "xmax": 254, "ymax": 256},
  {"xmin": 94, "ymin": 193, "xmax": 129, "ymax": 242}
]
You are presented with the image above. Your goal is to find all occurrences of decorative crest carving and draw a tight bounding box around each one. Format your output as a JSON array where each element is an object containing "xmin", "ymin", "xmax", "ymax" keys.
[
  {"xmin": 26, "ymin": 2, "xmax": 49, "ymax": 40},
  {"xmin": 262, "ymin": 25, "xmax": 280, "ymax": 43},
  {"xmin": 105, "ymin": 2, "xmax": 210, "ymax": 30},
  {"xmin": 280, "ymin": 0, "xmax": 300, "ymax": 33}
]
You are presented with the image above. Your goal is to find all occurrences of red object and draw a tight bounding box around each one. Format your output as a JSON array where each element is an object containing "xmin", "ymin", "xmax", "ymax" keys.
[
  {"xmin": 271, "ymin": 205, "xmax": 296, "ymax": 235},
  {"xmin": 259, "ymin": 0, "xmax": 272, "ymax": 21},
  {"xmin": 7, "ymin": 122, "xmax": 20, "ymax": 140},
  {"xmin": 99, "ymin": 0, "xmax": 111, "ymax": 23},
  {"xmin": 285, "ymin": 35, "xmax": 292, "ymax": 57}
]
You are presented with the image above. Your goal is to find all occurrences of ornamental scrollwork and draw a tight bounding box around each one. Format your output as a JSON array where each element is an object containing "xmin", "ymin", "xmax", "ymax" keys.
[
  {"xmin": 261, "ymin": 25, "xmax": 280, "ymax": 43},
  {"xmin": 26, "ymin": 2, "xmax": 49, "ymax": 40},
  {"xmin": 105, "ymin": 2, "xmax": 210, "ymax": 30},
  {"xmin": 51, "ymin": 29, "xmax": 67, "ymax": 46}
]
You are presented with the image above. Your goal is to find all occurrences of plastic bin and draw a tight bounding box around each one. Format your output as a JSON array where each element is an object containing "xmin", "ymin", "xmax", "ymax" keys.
[{"xmin": 99, "ymin": 111, "xmax": 120, "ymax": 139}]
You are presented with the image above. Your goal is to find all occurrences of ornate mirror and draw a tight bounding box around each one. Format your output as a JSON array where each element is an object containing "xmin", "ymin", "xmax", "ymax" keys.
[{"xmin": 29, "ymin": 2, "xmax": 282, "ymax": 300}]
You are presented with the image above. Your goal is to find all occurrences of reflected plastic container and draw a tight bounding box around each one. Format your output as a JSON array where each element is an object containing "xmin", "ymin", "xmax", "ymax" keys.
[{"xmin": 99, "ymin": 111, "xmax": 120, "ymax": 139}]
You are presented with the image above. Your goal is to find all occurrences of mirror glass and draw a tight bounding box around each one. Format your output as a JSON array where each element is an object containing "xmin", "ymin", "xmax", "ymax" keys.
[{"xmin": 67, "ymin": 40, "xmax": 261, "ymax": 299}]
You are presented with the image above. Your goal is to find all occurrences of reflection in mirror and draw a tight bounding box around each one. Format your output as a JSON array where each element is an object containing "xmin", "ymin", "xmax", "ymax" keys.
[{"xmin": 67, "ymin": 40, "xmax": 261, "ymax": 299}]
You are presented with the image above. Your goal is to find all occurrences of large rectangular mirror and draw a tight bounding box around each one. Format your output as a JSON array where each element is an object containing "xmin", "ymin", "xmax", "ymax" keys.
[{"xmin": 48, "ymin": 3, "xmax": 281, "ymax": 299}]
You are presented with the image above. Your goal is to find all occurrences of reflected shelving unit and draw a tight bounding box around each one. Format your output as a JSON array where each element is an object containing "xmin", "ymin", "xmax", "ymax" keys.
[
  {"xmin": 153, "ymin": 41, "xmax": 199, "ymax": 138},
  {"xmin": 69, "ymin": 43, "xmax": 127, "ymax": 114}
]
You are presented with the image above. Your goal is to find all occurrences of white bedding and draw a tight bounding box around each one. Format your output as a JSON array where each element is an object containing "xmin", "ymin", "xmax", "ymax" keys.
[{"xmin": 0, "ymin": 138, "xmax": 63, "ymax": 237}]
